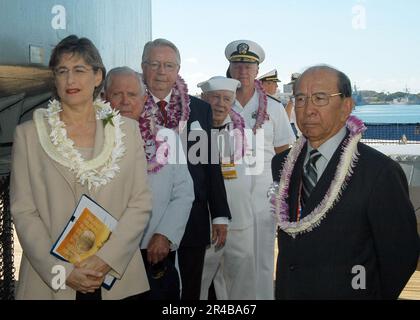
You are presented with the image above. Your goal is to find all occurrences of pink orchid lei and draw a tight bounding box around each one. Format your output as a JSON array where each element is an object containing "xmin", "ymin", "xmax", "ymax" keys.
[
  {"xmin": 139, "ymin": 75, "xmax": 191, "ymax": 173},
  {"xmin": 228, "ymin": 108, "xmax": 247, "ymax": 161},
  {"xmin": 269, "ymin": 116, "xmax": 367, "ymax": 238},
  {"xmin": 253, "ymin": 79, "xmax": 270, "ymax": 133}
]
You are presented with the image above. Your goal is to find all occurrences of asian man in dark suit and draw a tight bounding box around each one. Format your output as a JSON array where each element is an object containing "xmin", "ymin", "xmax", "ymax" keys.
[
  {"xmin": 141, "ymin": 39, "xmax": 231, "ymax": 300},
  {"xmin": 271, "ymin": 65, "xmax": 419, "ymax": 299}
]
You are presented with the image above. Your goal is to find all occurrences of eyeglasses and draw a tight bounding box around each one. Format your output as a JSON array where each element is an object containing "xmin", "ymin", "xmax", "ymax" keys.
[
  {"xmin": 144, "ymin": 61, "xmax": 179, "ymax": 72},
  {"xmin": 54, "ymin": 66, "xmax": 93, "ymax": 79},
  {"xmin": 292, "ymin": 92, "xmax": 343, "ymax": 108}
]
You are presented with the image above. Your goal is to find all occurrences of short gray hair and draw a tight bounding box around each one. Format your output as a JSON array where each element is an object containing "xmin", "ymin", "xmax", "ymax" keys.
[
  {"xmin": 141, "ymin": 38, "xmax": 181, "ymax": 65},
  {"xmin": 104, "ymin": 66, "xmax": 146, "ymax": 95},
  {"xmin": 295, "ymin": 64, "xmax": 352, "ymax": 97}
]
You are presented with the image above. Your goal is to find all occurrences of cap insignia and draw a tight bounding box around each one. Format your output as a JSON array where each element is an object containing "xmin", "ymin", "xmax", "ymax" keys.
[{"xmin": 237, "ymin": 43, "xmax": 249, "ymax": 55}]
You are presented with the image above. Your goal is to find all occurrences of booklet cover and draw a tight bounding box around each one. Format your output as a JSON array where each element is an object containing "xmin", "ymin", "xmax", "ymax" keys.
[{"xmin": 51, "ymin": 194, "xmax": 118, "ymax": 290}]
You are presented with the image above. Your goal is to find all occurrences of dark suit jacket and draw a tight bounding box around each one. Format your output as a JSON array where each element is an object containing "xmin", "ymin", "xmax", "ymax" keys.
[
  {"xmin": 271, "ymin": 133, "xmax": 419, "ymax": 299},
  {"xmin": 180, "ymin": 96, "xmax": 231, "ymax": 247}
]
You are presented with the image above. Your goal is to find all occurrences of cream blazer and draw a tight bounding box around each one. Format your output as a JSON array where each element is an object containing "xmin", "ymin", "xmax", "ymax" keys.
[{"xmin": 10, "ymin": 112, "xmax": 152, "ymax": 300}]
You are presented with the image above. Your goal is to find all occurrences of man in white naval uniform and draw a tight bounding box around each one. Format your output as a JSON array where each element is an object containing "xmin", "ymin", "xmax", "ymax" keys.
[
  {"xmin": 258, "ymin": 68, "xmax": 281, "ymax": 100},
  {"xmin": 225, "ymin": 40, "xmax": 296, "ymax": 299},
  {"xmin": 198, "ymin": 76, "xmax": 256, "ymax": 300}
]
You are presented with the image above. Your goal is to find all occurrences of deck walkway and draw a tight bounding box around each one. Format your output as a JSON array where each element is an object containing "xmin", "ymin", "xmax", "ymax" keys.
[
  {"xmin": 399, "ymin": 269, "xmax": 420, "ymax": 300},
  {"xmin": 13, "ymin": 234, "xmax": 420, "ymax": 300}
]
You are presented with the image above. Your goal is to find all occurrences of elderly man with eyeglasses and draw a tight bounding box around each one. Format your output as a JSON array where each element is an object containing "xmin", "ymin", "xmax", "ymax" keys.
[
  {"xmin": 141, "ymin": 39, "xmax": 231, "ymax": 300},
  {"xmin": 271, "ymin": 65, "xmax": 419, "ymax": 299}
]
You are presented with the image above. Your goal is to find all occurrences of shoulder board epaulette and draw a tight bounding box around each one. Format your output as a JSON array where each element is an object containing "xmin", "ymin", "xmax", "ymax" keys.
[{"xmin": 267, "ymin": 94, "xmax": 282, "ymax": 104}]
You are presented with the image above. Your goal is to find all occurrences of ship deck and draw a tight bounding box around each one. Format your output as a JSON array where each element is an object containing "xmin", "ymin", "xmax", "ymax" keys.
[
  {"xmin": 399, "ymin": 270, "xmax": 420, "ymax": 300},
  {"xmin": 13, "ymin": 232, "xmax": 420, "ymax": 299}
]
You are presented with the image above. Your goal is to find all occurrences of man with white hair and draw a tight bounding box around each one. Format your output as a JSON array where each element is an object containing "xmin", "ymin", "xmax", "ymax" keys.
[
  {"xmin": 141, "ymin": 39, "xmax": 231, "ymax": 300},
  {"xmin": 104, "ymin": 67, "xmax": 194, "ymax": 299},
  {"xmin": 198, "ymin": 76, "xmax": 256, "ymax": 300},
  {"xmin": 104, "ymin": 67, "xmax": 146, "ymax": 120}
]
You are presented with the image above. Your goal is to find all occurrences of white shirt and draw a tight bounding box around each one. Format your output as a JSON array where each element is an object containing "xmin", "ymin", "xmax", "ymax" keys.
[
  {"xmin": 232, "ymin": 90, "xmax": 296, "ymax": 166},
  {"xmin": 141, "ymin": 160, "xmax": 194, "ymax": 251},
  {"xmin": 151, "ymin": 92, "xmax": 228, "ymax": 226},
  {"xmin": 215, "ymin": 116, "xmax": 254, "ymax": 230},
  {"xmin": 306, "ymin": 126, "xmax": 348, "ymax": 181}
]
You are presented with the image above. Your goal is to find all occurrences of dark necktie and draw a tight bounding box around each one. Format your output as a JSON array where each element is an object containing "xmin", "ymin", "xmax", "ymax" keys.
[
  {"xmin": 301, "ymin": 149, "xmax": 322, "ymax": 207},
  {"xmin": 157, "ymin": 100, "xmax": 168, "ymax": 126},
  {"xmin": 214, "ymin": 123, "xmax": 229, "ymax": 131}
]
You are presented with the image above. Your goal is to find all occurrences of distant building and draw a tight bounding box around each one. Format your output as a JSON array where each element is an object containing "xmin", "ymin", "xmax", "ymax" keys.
[
  {"xmin": 393, "ymin": 97, "xmax": 410, "ymax": 105},
  {"xmin": 283, "ymin": 83, "xmax": 293, "ymax": 94},
  {"xmin": 393, "ymin": 87, "xmax": 411, "ymax": 105}
]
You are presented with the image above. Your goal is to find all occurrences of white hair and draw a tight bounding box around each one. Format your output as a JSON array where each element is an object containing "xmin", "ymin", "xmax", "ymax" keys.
[{"xmin": 104, "ymin": 66, "xmax": 146, "ymax": 95}]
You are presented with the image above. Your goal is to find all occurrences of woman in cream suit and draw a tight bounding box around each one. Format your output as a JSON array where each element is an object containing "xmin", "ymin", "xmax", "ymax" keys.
[{"xmin": 10, "ymin": 35, "xmax": 152, "ymax": 300}]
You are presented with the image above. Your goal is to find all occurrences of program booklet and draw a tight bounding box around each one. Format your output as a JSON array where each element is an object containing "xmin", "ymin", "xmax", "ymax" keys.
[{"xmin": 51, "ymin": 194, "xmax": 118, "ymax": 290}]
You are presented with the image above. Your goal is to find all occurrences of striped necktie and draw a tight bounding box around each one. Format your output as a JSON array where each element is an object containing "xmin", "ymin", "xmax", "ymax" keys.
[{"xmin": 301, "ymin": 149, "xmax": 322, "ymax": 207}]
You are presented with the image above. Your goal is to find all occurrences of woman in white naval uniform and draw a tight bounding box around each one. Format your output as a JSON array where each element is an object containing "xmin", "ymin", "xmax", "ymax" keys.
[
  {"xmin": 198, "ymin": 76, "xmax": 256, "ymax": 300},
  {"xmin": 225, "ymin": 40, "xmax": 296, "ymax": 299}
]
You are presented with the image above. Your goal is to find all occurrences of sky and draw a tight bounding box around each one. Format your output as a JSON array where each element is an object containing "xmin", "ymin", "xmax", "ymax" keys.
[{"xmin": 152, "ymin": 0, "xmax": 420, "ymax": 95}]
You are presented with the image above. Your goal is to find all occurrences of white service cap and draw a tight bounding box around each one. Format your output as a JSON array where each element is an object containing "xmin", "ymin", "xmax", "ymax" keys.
[
  {"xmin": 197, "ymin": 76, "xmax": 241, "ymax": 93},
  {"xmin": 225, "ymin": 40, "xmax": 265, "ymax": 64},
  {"xmin": 291, "ymin": 72, "xmax": 301, "ymax": 81},
  {"xmin": 258, "ymin": 69, "xmax": 280, "ymax": 82}
]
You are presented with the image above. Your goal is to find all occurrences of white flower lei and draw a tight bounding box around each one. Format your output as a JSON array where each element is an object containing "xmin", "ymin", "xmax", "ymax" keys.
[
  {"xmin": 34, "ymin": 99, "xmax": 126, "ymax": 190},
  {"xmin": 269, "ymin": 116, "xmax": 367, "ymax": 238}
]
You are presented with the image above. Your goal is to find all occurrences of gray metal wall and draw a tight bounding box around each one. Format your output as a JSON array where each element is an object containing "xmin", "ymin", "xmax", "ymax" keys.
[
  {"xmin": 0, "ymin": 0, "xmax": 152, "ymax": 171},
  {"xmin": 0, "ymin": 0, "xmax": 152, "ymax": 72}
]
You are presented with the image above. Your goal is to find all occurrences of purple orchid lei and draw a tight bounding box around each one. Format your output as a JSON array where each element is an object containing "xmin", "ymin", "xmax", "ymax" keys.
[
  {"xmin": 228, "ymin": 108, "xmax": 247, "ymax": 161},
  {"xmin": 269, "ymin": 116, "xmax": 367, "ymax": 238},
  {"xmin": 139, "ymin": 75, "xmax": 191, "ymax": 173},
  {"xmin": 253, "ymin": 79, "xmax": 270, "ymax": 134}
]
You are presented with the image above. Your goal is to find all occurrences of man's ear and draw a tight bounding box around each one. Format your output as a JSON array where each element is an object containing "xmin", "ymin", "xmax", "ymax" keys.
[{"xmin": 342, "ymin": 97, "xmax": 355, "ymax": 120}]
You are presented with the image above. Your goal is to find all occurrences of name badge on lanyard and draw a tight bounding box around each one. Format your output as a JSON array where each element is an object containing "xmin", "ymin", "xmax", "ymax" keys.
[
  {"xmin": 221, "ymin": 162, "xmax": 238, "ymax": 180},
  {"xmin": 217, "ymin": 125, "xmax": 238, "ymax": 180}
]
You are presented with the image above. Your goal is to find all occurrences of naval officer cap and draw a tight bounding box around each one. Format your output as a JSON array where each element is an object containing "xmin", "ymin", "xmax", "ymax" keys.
[
  {"xmin": 197, "ymin": 76, "xmax": 241, "ymax": 93},
  {"xmin": 225, "ymin": 40, "xmax": 265, "ymax": 64},
  {"xmin": 258, "ymin": 69, "xmax": 280, "ymax": 82},
  {"xmin": 291, "ymin": 72, "xmax": 301, "ymax": 82}
]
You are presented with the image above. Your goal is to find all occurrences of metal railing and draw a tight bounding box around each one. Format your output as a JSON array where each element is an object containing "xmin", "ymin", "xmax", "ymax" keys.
[{"xmin": 361, "ymin": 123, "xmax": 420, "ymax": 145}]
